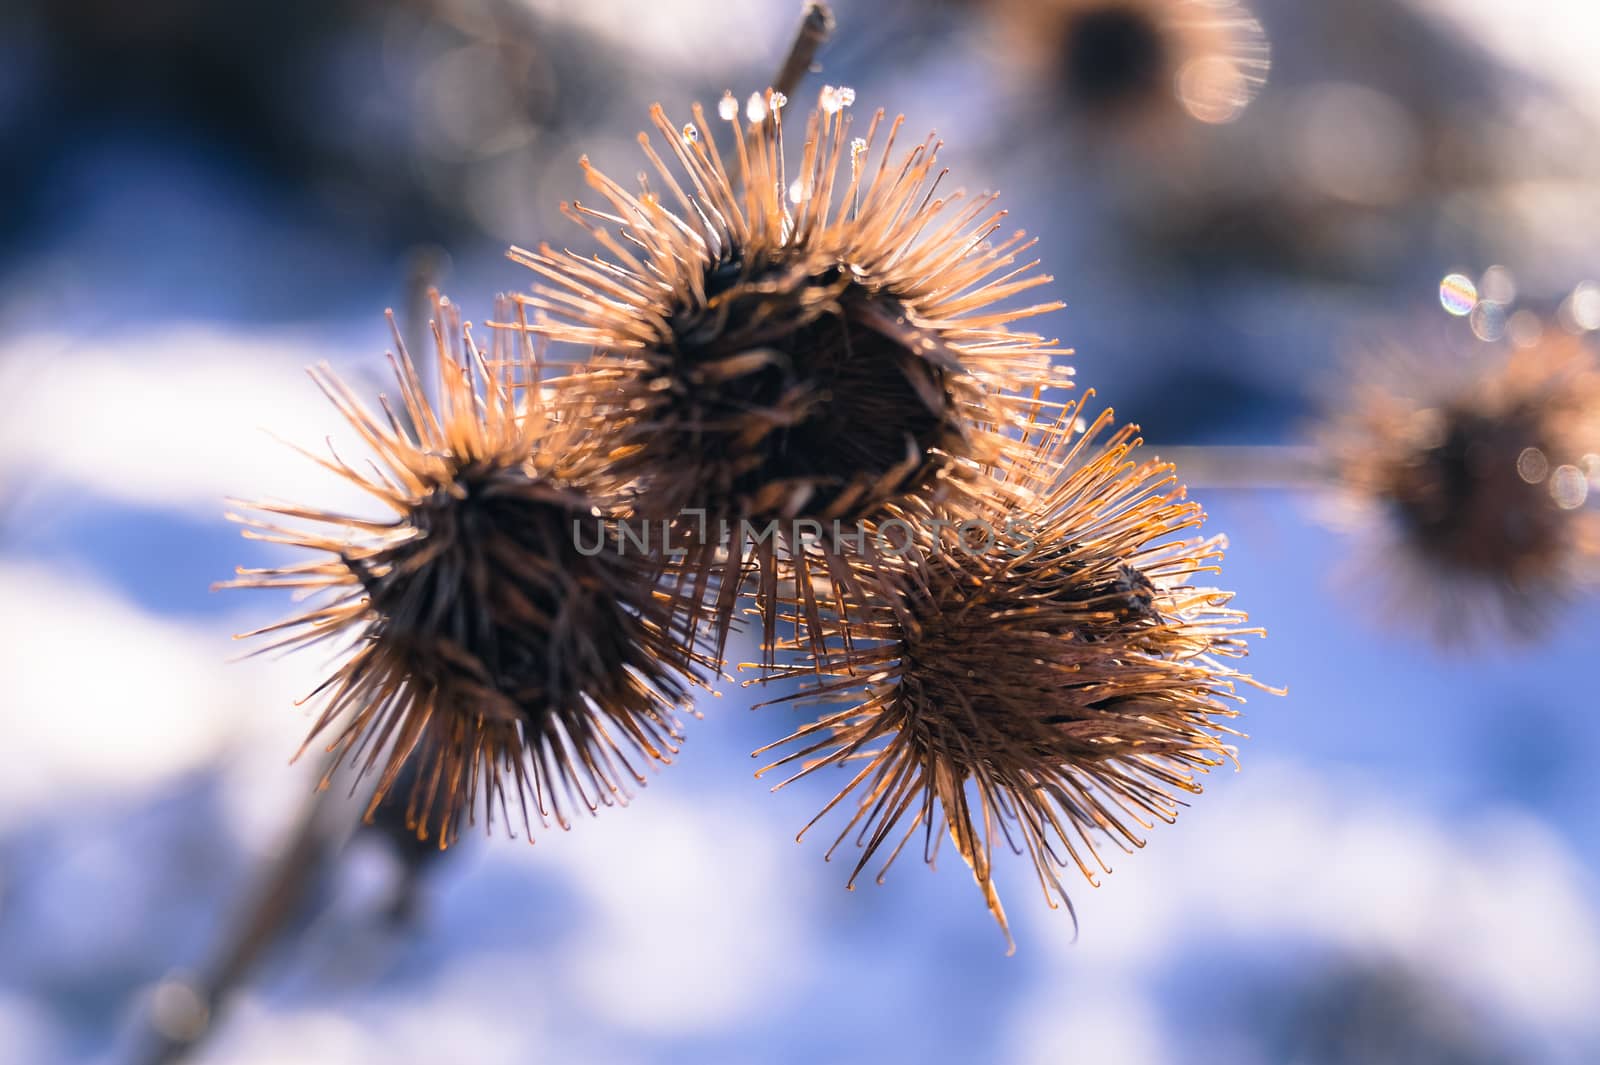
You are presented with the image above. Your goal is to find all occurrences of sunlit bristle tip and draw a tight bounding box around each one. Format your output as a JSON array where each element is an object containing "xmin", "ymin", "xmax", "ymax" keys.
[
  {"xmin": 818, "ymin": 84, "xmax": 855, "ymax": 114},
  {"xmin": 1321, "ymin": 333, "xmax": 1600, "ymax": 643},
  {"xmin": 220, "ymin": 294, "xmax": 715, "ymax": 846},
  {"xmin": 510, "ymin": 92, "xmax": 1068, "ymax": 660},
  {"xmin": 749, "ymin": 395, "xmax": 1273, "ymax": 948}
]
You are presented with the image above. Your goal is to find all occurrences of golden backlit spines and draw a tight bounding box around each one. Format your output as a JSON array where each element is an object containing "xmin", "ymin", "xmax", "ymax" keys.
[
  {"xmin": 749, "ymin": 393, "xmax": 1266, "ymax": 950},
  {"xmin": 223, "ymin": 296, "xmax": 713, "ymax": 847},
  {"xmin": 513, "ymin": 91, "xmax": 1063, "ymax": 387},
  {"xmin": 504, "ymin": 88, "xmax": 1068, "ymax": 660}
]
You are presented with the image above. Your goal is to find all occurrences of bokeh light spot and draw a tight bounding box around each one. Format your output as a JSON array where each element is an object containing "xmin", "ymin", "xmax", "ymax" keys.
[
  {"xmin": 1550, "ymin": 465, "xmax": 1589, "ymax": 509},
  {"xmin": 1439, "ymin": 273, "xmax": 1477, "ymax": 316},
  {"xmin": 1517, "ymin": 447, "xmax": 1549, "ymax": 484}
]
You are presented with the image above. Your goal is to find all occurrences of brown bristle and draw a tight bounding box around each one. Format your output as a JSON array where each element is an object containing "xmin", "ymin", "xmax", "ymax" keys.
[
  {"xmin": 506, "ymin": 88, "xmax": 1072, "ymax": 662},
  {"xmin": 748, "ymin": 392, "xmax": 1274, "ymax": 951},
  {"xmin": 654, "ymin": 265, "xmax": 956, "ymax": 519},
  {"xmin": 221, "ymin": 295, "xmax": 715, "ymax": 846}
]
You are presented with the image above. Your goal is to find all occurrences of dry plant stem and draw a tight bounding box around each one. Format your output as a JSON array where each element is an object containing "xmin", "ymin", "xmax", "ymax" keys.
[
  {"xmin": 1149, "ymin": 445, "xmax": 1329, "ymax": 489},
  {"xmin": 129, "ymin": 783, "xmax": 349, "ymax": 1065},
  {"xmin": 401, "ymin": 244, "xmax": 450, "ymax": 377},
  {"xmin": 772, "ymin": 1, "xmax": 836, "ymax": 100}
]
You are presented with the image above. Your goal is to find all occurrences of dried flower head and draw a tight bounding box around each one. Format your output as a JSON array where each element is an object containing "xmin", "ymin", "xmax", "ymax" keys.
[
  {"xmin": 511, "ymin": 86, "xmax": 1066, "ymax": 655},
  {"xmin": 996, "ymin": 0, "xmax": 1270, "ymax": 127},
  {"xmin": 752, "ymin": 394, "xmax": 1270, "ymax": 950},
  {"xmin": 1321, "ymin": 334, "xmax": 1600, "ymax": 640},
  {"xmin": 221, "ymin": 297, "xmax": 713, "ymax": 846}
]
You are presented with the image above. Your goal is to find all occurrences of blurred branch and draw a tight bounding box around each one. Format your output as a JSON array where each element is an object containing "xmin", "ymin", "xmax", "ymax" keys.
[
  {"xmin": 772, "ymin": 1, "xmax": 835, "ymax": 100},
  {"xmin": 401, "ymin": 246, "xmax": 450, "ymax": 378},
  {"xmin": 1150, "ymin": 445, "xmax": 1330, "ymax": 490},
  {"xmin": 128, "ymin": 781, "xmax": 350, "ymax": 1065}
]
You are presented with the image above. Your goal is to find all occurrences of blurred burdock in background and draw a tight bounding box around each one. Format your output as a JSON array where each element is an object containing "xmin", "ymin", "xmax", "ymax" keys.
[
  {"xmin": 221, "ymin": 296, "xmax": 714, "ymax": 845},
  {"xmin": 1023, "ymin": 0, "xmax": 1551, "ymax": 291},
  {"xmin": 1262, "ymin": 958, "xmax": 1533, "ymax": 1065},
  {"xmin": 1320, "ymin": 328, "xmax": 1600, "ymax": 641},
  {"xmin": 753, "ymin": 393, "xmax": 1270, "ymax": 950},
  {"xmin": 514, "ymin": 85, "xmax": 1067, "ymax": 656},
  {"xmin": 0, "ymin": 0, "xmax": 674, "ymax": 255},
  {"xmin": 991, "ymin": 0, "xmax": 1270, "ymax": 130}
]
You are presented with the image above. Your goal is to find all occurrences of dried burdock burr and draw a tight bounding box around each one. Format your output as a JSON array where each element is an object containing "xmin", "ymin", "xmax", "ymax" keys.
[
  {"xmin": 1320, "ymin": 333, "xmax": 1600, "ymax": 641},
  {"xmin": 751, "ymin": 393, "xmax": 1273, "ymax": 951},
  {"xmin": 221, "ymin": 296, "xmax": 714, "ymax": 846},
  {"xmin": 510, "ymin": 85, "xmax": 1068, "ymax": 659},
  {"xmin": 994, "ymin": 0, "xmax": 1271, "ymax": 128}
]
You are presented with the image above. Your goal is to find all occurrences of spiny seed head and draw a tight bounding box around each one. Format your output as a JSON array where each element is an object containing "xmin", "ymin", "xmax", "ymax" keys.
[
  {"xmin": 997, "ymin": 0, "xmax": 1271, "ymax": 127},
  {"xmin": 220, "ymin": 296, "xmax": 713, "ymax": 846},
  {"xmin": 751, "ymin": 394, "xmax": 1272, "ymax": 951},
  {"xmin": 509, "ymin": 88, "xmax": 1069, "ymax": 657},
  {"xmin": 1322, "ymin": 334, "xmax": 1600, "ymax": 642}
]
